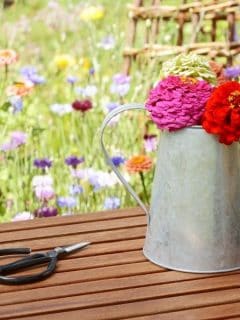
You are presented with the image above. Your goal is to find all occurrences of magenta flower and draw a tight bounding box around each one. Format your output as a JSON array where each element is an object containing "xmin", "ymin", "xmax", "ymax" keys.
[{"xmin": 145, "ymin": 76, "xmax": 213, "ymax": 131}]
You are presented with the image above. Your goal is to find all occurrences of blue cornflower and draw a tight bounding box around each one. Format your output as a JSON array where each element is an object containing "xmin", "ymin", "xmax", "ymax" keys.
[
  {"xmin": 111, "ymin": 156, "xmax": 125, "ymax": 167},
  {"xmin": 103, "ymin": 197, "xmax": 121, "ymax": 210},
  {"xmin": 89, "ymin": 67, "xmax": 95, "ymax": 75},
  {"xmin": 65, "ymin": 156, "xmax": 84, "ymax": 168},
  {"xmin": 98, "ymin": 35, "xmax": 115, "ymax": 50},
  {"xmin": 106, "ymin": 102, "xmax": 120, "ymax": 112},
  {"xmin": 57, "ymin": 196, "xmax": 77, "ymax": 208},
  {"xmin": 34, "ymin": 158, "xmax": 52, "ymax": 169},
  {"xmin": 224, "ymin": 66, "xmax": 240, "ymax": 79},
  {"xmin": 69, "ymin": 184, "xmax": 83, "ymax": 196},
  {"xmin": 9, "ymin": 96, "xmax": 23, "ymax": 113},
  {"xmin": 110, "ymin": 73, "xmax": 130, "ymax": 97},
  {"xmin": 67, "ymin": 75, "xmax": 78, "ymax": 84},
  {"xmin": 20, "ymin": 65, "xmax": 45, "ymax": 85}
]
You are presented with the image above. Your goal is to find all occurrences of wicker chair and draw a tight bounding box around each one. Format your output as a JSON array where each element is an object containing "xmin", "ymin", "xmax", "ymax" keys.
[{"xmin": 123, "ymin": 0, "xmax": 240, "ymax": 74}]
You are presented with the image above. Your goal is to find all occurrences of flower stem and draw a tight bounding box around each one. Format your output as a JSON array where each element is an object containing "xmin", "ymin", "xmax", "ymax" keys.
[
  {"xmin": 139, "ymin": 171, "xmax": 149, "ymax": 204},
  {"xmin": 4, "ymin": 64, "xmax": 8, "ymax": 80}
]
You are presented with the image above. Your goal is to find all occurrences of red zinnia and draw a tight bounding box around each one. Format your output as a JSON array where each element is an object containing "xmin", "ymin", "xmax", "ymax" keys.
[
  {"xmin": 202, "ymin": 81, "xmax": 240, "ymax": 145},
  {"xmin": 72, "ymin": 99, "xmax": 92, "ymax": 112}
]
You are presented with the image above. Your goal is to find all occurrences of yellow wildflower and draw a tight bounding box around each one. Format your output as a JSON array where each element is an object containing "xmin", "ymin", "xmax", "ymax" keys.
[
  {"xmin": 80, "ymin": 6, "xmax": 104, "ymax": 21},
  {"xmin": 79, "ymin": 57, "xmax": 91, "ymax": 73},
  {"xmin": 53, "ymin": 54, "xmax": 75, "ymax": 70}
]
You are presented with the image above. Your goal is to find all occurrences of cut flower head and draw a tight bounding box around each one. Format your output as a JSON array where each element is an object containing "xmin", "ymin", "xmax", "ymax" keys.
[
  {"xmin": 145, "ymin": 53, "xmax": 240, "ymax": 145},
  {"xmin": 202, "ymin": 81, "xmax": 240, "ymax": 145}
]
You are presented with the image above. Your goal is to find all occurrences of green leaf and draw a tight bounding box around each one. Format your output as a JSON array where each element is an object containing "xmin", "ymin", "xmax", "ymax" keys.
[{"xmin": 0, "ymin": 102, "xmax": 11, "ymax": 111}]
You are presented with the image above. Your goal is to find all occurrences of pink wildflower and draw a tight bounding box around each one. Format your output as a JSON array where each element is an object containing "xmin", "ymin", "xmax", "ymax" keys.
[
  {"xmin": 1, "ymin": 131, "xmax": 27, "ymax": 151},
  {"xmin": 35, "ymin": 185, "xmax": 55, "ymax": 201},
  {"xmin": 145, "ymin": 76, "xmax": 213, "ymax": 131}
]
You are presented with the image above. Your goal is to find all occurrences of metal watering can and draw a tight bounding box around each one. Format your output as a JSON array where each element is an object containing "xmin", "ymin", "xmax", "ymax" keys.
[{"xmin": 100, "ymin": 103, "xmax": 240, "ymax": 273}]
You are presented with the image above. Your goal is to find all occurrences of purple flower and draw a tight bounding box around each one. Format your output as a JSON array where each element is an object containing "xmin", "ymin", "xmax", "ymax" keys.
[
  {"xmin": 34, "ymin": 158, "xmax": 52, "ymax": 169},
  {"xmin": 89, "ymin": 68, "xmax": 95, "ymax": 75},
  {"xmin": 11, "ymin": 131, "xmax": 27, "ymax": 144},
  {"xmin": 65, "ymin": 156, "xmax": 84, "ymax": 168},
  {"xmin": 67, "ymin": 75, "xmax": 78, "ymax": 84},
  {"xmin": 111, "ymin": 156, "xmax": 125, "ymax": 167},
  {"xmin": 103, "ymin": 197, "xmax": 121, "ymax": 210},
  {"xmin": 110, "ymin": 73, "xmax": 130, "ymax": 97},
  {"xmin": 20, "ymin": 65, "xmax": 45, "ymax": 85},
  {"xmin": 144, "ymin": 134, "xmax": 158, "ymax": 152},
  {"xmin": 112, "ymin": 74, "xmax": 130, "ymax": 85},
  {"xmin": 9, "ymin": 96, "xmax": 23, "ymax": 113},
  {"xmin": 73, "ymin": 168, "xmax": 118, "ymax": 191},
  {"xmin": 57, "ymin": 196, "xmax": 77, "ymax": 208},
  {"xmin": 98, "ymin": 35, "xmax": 115, "ymax": 50},
  {"xmin": 34, "ymin": 207, "xmax": 58, "ymax": 218},
  {"xmin": 1, "ymin": 131, "xmax": 27, "ymax": 151},
  {"xmin": 69, "ymin": 184, "xmax": 83, "ymax": 195},
  {"xmin": 106, "ymin": 102, "xmax": 120, "ymax": 112},
  {"xmin": 29, "ymin": 74, "xmax": 45, "ymax": 85},
  {"xmin": 224, "ymin": 66, "xmax": 240, "ymax": 79}
]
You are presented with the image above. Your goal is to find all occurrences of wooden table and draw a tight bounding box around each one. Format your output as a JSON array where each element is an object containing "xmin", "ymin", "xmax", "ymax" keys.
[{"xmin": 0, "ymin": 207, "xmax": 240, "ymax": 319}]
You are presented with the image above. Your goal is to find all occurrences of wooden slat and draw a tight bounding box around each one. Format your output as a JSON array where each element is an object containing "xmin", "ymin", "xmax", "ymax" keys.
[
  {"xmin": 0, "ymin": 250, "xmax": 147, "ymax": 277},
  {"xmin": 122, "ymin": 301, "xmax": 240, "ymax": 319},
  {"xmin": 0, "ymin": 225, "xmax": 146, "ymax": 250},
  {"xmin": 0, "ymin": 207, "xmax": 144, "ymax": 233},
  {"xmin": 1, "ymin": 269, "xmax": 238, "ymax": 307},
  {"xmin": 0, "ymin": 238, "xmax": 144, "ymax": 264},
  {"xmin": 2, "ymin": 287, "xmax": 240, "ymax": 320},
  {"xmin": 16, "ymin": 301, "xmax": 240, "ymax": 320},
  {"xmin": 0, "ymin": 215, "xmax": 146, "ymax": 243},
  {"xmin": 0, "ymin": 261, "xmax": 162, "ymax": 293}
]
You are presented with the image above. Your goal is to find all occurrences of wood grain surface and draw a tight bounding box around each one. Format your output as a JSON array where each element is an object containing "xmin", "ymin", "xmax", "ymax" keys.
[{"xmin": 0, "ymin": 207, "xmax": 240, "ymax": 320}]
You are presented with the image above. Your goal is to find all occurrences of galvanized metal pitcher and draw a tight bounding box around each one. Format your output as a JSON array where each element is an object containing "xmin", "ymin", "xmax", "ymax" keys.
[{"xmin": 100, "ymin": 103, "xmax": 240, "ymax": 273}]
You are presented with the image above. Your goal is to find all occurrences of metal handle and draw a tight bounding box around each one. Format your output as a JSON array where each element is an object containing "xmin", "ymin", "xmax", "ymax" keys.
[{"xmin": 99, "ymin": 103, "xmax": 150, "ymax": 218}]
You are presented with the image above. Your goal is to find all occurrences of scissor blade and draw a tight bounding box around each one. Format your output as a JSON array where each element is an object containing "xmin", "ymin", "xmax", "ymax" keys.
[{"xmin": 60, "ymin": 242, "xmax": 91, "ymax": 254}]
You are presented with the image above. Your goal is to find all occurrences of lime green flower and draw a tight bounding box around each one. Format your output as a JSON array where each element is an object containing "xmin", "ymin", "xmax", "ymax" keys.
[
  {"xmin": 80, "ymin": 6, "xmax": 104, "ymax": 21},
  {"xmin": 53, "ymin": 54, "xmax": 75, "ymax": 70},
  {"xmin": 161, "ymin": 53, "xmax": 217, "ymax": 84}
]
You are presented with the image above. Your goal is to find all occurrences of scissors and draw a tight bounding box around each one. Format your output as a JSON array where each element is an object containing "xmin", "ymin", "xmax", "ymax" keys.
[{"xmin": 0, "ymin": 242, "xmax": 90, "ymax": 285}]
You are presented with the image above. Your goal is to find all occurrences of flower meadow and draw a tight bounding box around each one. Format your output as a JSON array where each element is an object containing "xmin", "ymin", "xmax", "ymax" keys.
[
  {"xmin": 1, "ymin": 1, "xmax": 240, "ymax": 222},
  {"xmin": 0, "ymin": 0, "xmax": 159, "ymax": 222}
]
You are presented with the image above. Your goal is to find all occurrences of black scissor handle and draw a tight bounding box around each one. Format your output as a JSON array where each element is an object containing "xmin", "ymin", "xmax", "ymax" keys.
[
  {"xmin": 0, "ymin": 252, "xmax": 57, "ymax": 285},
  {"xmin": 0, "ymin": 248, "xmax": 31, "ymax": 256}
]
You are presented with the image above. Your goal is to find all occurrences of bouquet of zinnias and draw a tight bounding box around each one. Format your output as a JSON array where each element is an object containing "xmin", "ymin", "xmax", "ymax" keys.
[{"xmin": 145, "ymin": 53, "xmax": 240, "ymax": 145}]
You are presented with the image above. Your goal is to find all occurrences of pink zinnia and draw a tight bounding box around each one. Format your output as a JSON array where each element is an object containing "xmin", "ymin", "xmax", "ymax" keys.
[{"xmin": 145, "ymin": 76, "xmax": 213, "ymax": 131}]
